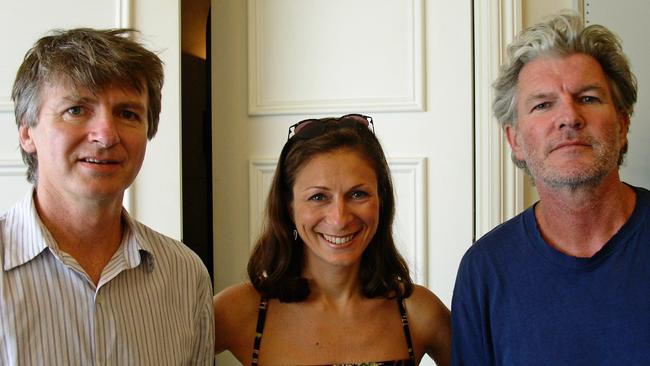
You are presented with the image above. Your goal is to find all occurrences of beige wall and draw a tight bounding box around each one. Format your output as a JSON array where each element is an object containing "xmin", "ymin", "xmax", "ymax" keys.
[
  {"xmin": 523, "ymin": 0, "xmax": 576, "ymax": 26},
  {"xmin": 520, "ymin": 0, "xmax": 578, "ymax": 207}
]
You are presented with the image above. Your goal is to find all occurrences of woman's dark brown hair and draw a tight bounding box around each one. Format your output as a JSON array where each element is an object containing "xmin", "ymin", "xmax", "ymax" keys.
[{"xmin": 247, "ymin": 119, "xmax": 413, "ymax": 302}]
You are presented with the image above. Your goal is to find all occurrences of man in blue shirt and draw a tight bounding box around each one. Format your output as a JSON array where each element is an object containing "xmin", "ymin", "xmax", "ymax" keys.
[{"xmin": 452, "ymin": 12, "xmax": 650, "ymax": 365}]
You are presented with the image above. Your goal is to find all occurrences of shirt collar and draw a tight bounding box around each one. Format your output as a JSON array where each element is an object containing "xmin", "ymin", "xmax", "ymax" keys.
[
  {"xmin": 120, "ymin": 208, "xmax": 156, "ymax": 272},
  {"xmin": 3, "ymin": 188, "xmax": 155, "ymax": 273},
  {"xmin": 3, "ymin": 188, "xmax": 50, "ymax": 271}
]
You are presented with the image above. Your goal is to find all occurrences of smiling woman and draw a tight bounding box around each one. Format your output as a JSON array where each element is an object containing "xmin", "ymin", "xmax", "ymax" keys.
[
  {"xmin": 213, "ymin": 115, "xmax": 451, "ymax": 366},
  {"xmin": 292, "ymin": 148, "xmax": 380, "ymax": 273}
]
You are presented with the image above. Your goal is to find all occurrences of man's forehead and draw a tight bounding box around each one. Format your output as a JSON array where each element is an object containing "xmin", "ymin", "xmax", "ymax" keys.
[
  {"xmin": 517, "ymin": 54, "xmax": 609, "ymax": 94},
  {"xmin": 42, "ymin": 75, "xmax": 147, "ymax": 99}
]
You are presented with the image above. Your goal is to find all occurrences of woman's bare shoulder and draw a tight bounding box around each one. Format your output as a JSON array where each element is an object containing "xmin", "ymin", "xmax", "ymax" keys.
[
  {"xmin": 405, "ymin": 285, "xmax": 448, "ymax": 314},
  {"xmin": 213, "ymin": 283, "xmax": 262, "ymax": 325},
  {"xmin": 213, "ymin": 283, "xmax": 262, "ymax": 356},
  {"xmin": 403, "ymin": 284, "xmax": 450, "ymax": 329},
  {"xmin": 214, "ymin": 282, "xmax": 260, "ymax": 306}
]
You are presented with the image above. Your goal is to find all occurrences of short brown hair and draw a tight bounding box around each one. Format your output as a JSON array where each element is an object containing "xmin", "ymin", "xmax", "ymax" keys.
[{"xmin": 11, "ymin": 28, "xmax": 164, "ymax": 183}]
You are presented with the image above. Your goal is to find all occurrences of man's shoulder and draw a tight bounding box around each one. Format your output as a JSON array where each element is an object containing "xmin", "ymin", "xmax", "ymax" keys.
[
  {"xmin": 129, "ymin": 219, "xmax": 207, "ymax": 272},
  {"xmin": 633, "ymin": 185, "xmax": 650, "ymax": 206},
  {"xmin": 0, "ymin": 189, "xmax": 35, "ymax": 226},
  {"xmin": 470, "ymin": 209, "xmax": 531, "ymax": 254},
  {"xmin": 454, "ymin": 208, "xmax": 538, "ymax": 303},
  {"xmin": 0, "ymin": 191, "xmax": 41, "ymax": 265},
  {"xmin": 457, "ymin": 208, "xmax": 535, "ymax": 277}
]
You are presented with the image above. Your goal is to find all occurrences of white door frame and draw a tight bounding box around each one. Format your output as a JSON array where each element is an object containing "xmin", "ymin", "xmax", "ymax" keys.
[{"xmin": 474, "ymin": 0, "xmax": 525, "ymax": 239}]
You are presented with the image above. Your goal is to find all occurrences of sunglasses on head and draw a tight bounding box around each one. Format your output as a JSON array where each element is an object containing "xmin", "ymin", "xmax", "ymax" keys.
[{"xmin": 287, "ymin": 113, "xmax": 374, "ymax": 141}]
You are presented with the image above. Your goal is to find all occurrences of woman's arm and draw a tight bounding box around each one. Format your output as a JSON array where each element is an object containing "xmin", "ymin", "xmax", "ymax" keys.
[
  {"xmin": 213, "ymin": 283, "xmax": 261, "ymax": 363},
  {"xmin": 404, "ymin": 285, "xmax": 452, "ymax": 366}
]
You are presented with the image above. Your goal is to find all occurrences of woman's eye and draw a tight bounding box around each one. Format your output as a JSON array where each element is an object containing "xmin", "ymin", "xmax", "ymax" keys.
[
  {"xmin": 351, "ymin": 191, "xmax": 369, "ymax": 199},
  {"xmin": 308, "ymin": 193, "xmax": 326, "ymax": 202}
]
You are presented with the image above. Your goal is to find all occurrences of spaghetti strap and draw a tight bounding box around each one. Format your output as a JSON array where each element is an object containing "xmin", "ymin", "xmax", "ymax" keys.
[
  {"xmin": 251, "ymin": 297, "xmax": 269, "ymax": 366},
  {"xmin": 397, "ymin": 298, "xmax": 416, "ymax": 363}
]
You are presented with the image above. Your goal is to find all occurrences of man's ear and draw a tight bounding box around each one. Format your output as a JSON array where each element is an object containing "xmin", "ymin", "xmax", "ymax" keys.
[
  {"xmin": 18, "ymin": 123, "xmax": 37, "ymax": 154},
  {"xmin": 505, "ymin": 124, "xmax": 524, "ymax": 162},
  {"xmin": 617, "ymin": 112, "xmax": 631, "ymax": 147}
]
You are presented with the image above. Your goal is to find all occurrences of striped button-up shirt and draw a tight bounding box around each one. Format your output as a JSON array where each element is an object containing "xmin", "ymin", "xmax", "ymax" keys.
[{"xmin": 0, "ymin": 190, "xmax": 214, "ymax": 365}]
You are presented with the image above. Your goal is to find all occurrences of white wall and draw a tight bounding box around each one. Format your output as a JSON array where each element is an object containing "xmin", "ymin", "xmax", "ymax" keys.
[
  {"xmin": 523, "ymin": 0, "xmax": 576, "ymax": 26},
  {"xmin": 131, "ymin": 0, "xmax": 183, "ymax": 239}
]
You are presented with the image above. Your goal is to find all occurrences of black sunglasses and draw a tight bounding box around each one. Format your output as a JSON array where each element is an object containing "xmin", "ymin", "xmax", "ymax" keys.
[{"xmin": 287, "ymin": 113, "xmax": 374, "ymax": 141}]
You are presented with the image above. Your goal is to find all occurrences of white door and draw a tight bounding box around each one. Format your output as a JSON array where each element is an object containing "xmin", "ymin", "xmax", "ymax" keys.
[
  {"xmin": 0, "ymin": 0, "xmax": 182, "ymax": 239},
  {"xmin": 212, "ymin": 1, "xmax": 473, "ymax": 364}
]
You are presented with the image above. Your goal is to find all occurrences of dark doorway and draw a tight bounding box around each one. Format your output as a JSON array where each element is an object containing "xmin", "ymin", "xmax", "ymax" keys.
[{"xmin": 181, "ymin": 1, "xmax": 213, "ymax": 280}]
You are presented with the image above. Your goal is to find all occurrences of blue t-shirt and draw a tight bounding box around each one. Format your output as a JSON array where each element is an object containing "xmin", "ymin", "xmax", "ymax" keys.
[{"xmin": 451, "ymin": 185, "xmax": 650, "ymax": 366}]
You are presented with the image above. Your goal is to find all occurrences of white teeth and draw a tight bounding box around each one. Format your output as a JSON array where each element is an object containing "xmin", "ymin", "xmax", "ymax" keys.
[
  {"xmin": 323, "ymin": 234, "xmax": 354, "ymax": 245},
  {"xmin": 84, "ymin": 158, "xmax": 110, "ymax": 164}
]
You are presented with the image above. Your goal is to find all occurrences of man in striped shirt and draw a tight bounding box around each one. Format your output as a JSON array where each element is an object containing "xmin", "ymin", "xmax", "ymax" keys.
[{"xmin": 1, "ymin": 29, "xmax": 214, "ymax": 365}]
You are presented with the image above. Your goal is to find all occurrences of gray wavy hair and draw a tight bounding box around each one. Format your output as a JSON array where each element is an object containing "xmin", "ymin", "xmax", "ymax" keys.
[
  {"xmin": 493, "ymin": 12, "xmax": 637, "ymax": 127},
  {"xmin": 11, "ymin": 28, "xmax": 164, "ymax": 183},
  {"xmin": 492, "ymin": 12, "xmax": 637, "ymax": 170}
]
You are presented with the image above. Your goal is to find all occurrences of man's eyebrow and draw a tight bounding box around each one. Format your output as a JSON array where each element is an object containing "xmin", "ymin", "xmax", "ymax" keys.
[
  {"xmin": 523, "ymin": 84, "xmax": 607, "ymax": 104},
  {"xmin": 523, "ymin": 92, "xmax": 556, "ymax": 104},
  {"xmin": 574, "ymin": 84, "xmax": 607, "ymax": 94},
  {"xmin": 114, "ymin": 101, "xmax": 147, "ymax": 113},
  {"xmin": 51, "ymin": 94, "xmax": 95, "ymax": 109}
]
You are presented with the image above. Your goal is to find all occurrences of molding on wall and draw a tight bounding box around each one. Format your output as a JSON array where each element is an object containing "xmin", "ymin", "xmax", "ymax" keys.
[
  {"xmin": 249, "ymin": 97, "xmax": 425, "ymax": 116},
  {"xmin": 117, "ymin": 0, "xmax": 132, "ymax": 28},
  {"xmin": 575, "ymin": 0, "xmax": 585, "ymax": 16},
  {"xmin": 247, "ymin": 0, "xmax": 425, "ymax": 115},
  {"xmin": 249, "ymin": 159, "xmax": 277, "ymax": 247},
  {"xmin": 0, "ymin": 158, "xmax": 26, "ymax": 177},
  {"xmin": 388, "ymin": 157, "xmax": 427, "ymax": 285},
  {"xmin": 473, "ymin": 0, "xmax": 524, "ymax": 239},
  {"xmin": 0, "ymin": 98, "xmax": 13, "ymax": 113},
  {"xmin": 249, "ymin": 157, "xmax": 428, "ymax": 284}
]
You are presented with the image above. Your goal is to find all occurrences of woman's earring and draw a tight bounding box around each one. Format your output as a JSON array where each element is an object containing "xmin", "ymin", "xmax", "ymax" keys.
[{"xmin": 293, "ymin": 229, "xmax": 298, "ymax": 241}]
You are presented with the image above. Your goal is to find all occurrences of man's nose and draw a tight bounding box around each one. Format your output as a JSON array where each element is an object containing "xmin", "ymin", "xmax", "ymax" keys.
[
  {"xmin": 88, "ymin": 111, "xmax": 120, "ymax": 148},
  {"xmin": 556, "ymin": 99, "xmax": 584, "ymax": 130}
]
